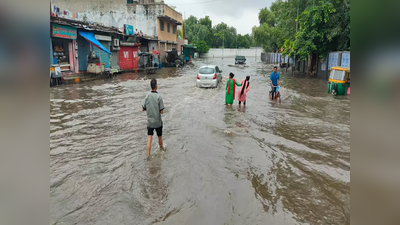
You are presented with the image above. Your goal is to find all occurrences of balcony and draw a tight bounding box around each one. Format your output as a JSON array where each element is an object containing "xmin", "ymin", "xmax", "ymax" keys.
[{"xmin": 159, "ymin": 5, "xmax": 182, "ymax": 25}]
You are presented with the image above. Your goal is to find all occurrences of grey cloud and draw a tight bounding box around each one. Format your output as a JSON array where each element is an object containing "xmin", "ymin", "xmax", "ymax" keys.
[{"xmin": 167, "ymin": 0, "xmax": 274, "ymax": 34}]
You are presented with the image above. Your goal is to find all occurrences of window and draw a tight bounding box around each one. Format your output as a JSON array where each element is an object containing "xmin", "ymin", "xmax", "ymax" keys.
[
  {"xmin": 329, "ymin": 69, "xmax": 346, "ymax": 81},
  {"xmin": 199, "ymin": 68, "xmax": 215, "ymax": 74},
  {"xmin": 160, "ymin": 20, "xmax": 164, "ymax": 31},
  {"xmin": 167, "ymin": 23, "xmax": 170, "ymax": 33},
  {"xmin": 127, "ymin": 0, "xmax": 134, "ymax": 3},
  {"xmin": 173, "ymin": 25, "xmax": 176, "ymax": 34}
]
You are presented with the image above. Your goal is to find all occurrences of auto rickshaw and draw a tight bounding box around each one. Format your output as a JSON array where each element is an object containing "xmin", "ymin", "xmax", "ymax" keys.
[{"xmin": 327, "ymin": 66, "xmax": 350, "ymax": 96}]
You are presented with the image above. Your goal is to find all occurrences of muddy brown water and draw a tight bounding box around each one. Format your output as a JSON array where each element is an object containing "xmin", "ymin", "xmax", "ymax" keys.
[{"xmin": 50, "ymin": 58, "xmax": 350, "ymax": 225}]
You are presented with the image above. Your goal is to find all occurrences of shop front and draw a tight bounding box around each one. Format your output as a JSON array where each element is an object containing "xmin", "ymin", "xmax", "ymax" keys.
[
  {"xmin": 77, "ymin": 35, "xmax": 91, "ymax": 71},
  {"xmin": 93, "ymin": 34, "xmax": 112, "ymax": 68},
  {"xmin": 118, "ymin": 42, "xmax": 140, "ymax": 70},
  {"xmin": 51, "ymin": 23, "xmax": 77, "ymax": 72},
  {"xmin": 78, "ymin": 31, "xmax": 112, "ymax": 74}
]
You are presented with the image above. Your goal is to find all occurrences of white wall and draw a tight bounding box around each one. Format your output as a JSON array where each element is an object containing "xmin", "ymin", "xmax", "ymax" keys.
[
  {"xmin": 202, "ymin": 48, "xmax": 263, "ymax": 58},
  {"xmin": 50, "ymin": 0, "xmax": 163, "ymax": 38}
]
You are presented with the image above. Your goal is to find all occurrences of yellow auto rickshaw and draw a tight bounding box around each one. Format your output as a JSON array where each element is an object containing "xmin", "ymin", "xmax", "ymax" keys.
[{"xmin": 327, "ymin": 66, "xmax": 350, "ymax": 95}]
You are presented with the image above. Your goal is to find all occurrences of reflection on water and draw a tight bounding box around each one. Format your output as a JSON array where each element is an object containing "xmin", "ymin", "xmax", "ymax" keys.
[{"xmin": 50, "ymin": 58, "xmax": 350, "ymax": 225}]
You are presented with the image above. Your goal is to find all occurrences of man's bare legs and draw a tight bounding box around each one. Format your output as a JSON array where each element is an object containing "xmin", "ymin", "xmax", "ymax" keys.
[
  {"xmin": 147, "ymin": 135, "xmax": 153, "ymax": 157},
  {"xmin": 158, "ymin": 136, "xmax": 164, "ymax": 150}
]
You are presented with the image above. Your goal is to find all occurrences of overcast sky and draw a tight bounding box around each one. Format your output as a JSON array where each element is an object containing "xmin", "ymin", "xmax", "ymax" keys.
[{"xmin": 165, "ymin": 0, "xmax": 275, "ymax": 35}]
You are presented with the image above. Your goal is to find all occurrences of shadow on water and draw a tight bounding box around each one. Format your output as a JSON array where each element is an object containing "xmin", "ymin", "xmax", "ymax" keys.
[{"xmin": 50, "ymin": 58, "xmax": 350, "ymax": 225}]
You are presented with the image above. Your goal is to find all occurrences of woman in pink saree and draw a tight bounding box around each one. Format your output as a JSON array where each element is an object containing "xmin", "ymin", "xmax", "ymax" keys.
[{"xmin": 238, "ymin": 75, "xmax": 250, "ymax": 108}]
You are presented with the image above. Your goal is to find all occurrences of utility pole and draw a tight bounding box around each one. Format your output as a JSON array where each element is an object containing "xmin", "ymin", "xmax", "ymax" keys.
[
  {"xmin": 255, "ymin": 46, "xmax": 257, "ymax": 62},
  {"xmin": 222, "ymin": 31, "xmax": 224, "ymax": 59},
  {"xmin": 293, "ymin": 4, "xmax": 299, "ymax": 74},
  {"xmin": 236, "ymin": 34, "xmax": 237, "ymax": 56}
]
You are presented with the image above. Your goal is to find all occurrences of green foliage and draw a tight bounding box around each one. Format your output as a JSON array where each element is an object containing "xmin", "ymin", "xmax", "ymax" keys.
[
  {"xmin": 293, "ymin": 1, "xmax": 336, "ymax": 60},
  {"xmin": 199, "ymin": 16, "xmax": 212, "ymax": 29},
  {"xmin": 254, "ymin": 0, "xmax": 350, "ymax": 59},
  {"xmin": 237, "ymin": 34, "xmax": 251, "ymax": 48},
  {"xmin": 182, "ymin": 17, "xmax": 253, "ymax": 49},
  {"xmin": 195, "ymin": 40, "xmax": 210, "ymax": 57},
  {"xmin": 259, "ymin": 7, "xmax": 276, "ymax": 27}
]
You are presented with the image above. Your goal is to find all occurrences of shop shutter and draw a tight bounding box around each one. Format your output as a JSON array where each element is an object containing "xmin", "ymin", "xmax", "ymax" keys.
[
  {"xmin": 93, "ymin": 41, "xmax": 110, "ymax": 68},
  {"xmin": 111, "ymin": 51, "xmax": 119, "ymax": 69},
  {"xmin": 77, "ymin": 36, "xmax": 91, "ymax": 71},
  {"xmin": 118, "ymin": 46, "xmax": 133, "ymax": 70},
  {"xmin": 132, "ymin": 47, "xmax": 139, "ymax": 69}
]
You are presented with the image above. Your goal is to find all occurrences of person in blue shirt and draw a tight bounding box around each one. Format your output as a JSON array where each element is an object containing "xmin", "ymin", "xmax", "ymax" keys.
[{"xmin": 270, "ymin": 66, "xmax": 281, "ymax": 100}]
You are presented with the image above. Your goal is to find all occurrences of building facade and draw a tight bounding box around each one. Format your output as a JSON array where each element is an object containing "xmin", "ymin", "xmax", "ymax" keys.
[{"xmin": 50, "ymin": 0, "xmax": 183, "ymax": 63}]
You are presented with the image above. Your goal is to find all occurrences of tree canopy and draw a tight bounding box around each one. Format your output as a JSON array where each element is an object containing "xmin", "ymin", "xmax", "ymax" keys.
[
  {"xmin": 253, "ymin": 0, "xmax": 350, "ymax": 59},
  {"xmin": 193, "ymin": 40, "xmax": 210, "ymax": 57},
  {"xmin": 182, "ymin": 16, "xmax": 257, "ymax": 49}
]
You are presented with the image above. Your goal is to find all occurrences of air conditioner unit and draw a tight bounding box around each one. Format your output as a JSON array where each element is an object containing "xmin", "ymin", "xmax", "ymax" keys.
[
  {"xmin": 113, "ymin": 39, "xmax": 120, "ymax": 47},
  {"xmin": 91, "ymin": 51, "xmax": 96, "ymax": 58}
]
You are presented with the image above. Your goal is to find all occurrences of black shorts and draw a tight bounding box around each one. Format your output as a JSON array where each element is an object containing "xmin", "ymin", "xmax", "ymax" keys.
[{"xmin": 148, "ymin": 126, "xmax": 162, "ymax": 136}]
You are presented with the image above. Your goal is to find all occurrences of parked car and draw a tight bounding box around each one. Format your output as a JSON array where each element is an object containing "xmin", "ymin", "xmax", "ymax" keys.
[
  {"xmin": 196, "ymin": 65, "xmax": 223, "ymax": 88},
  {"xmin": 235, "ymin": 55, "xmax": 246, "ymax": 65}
]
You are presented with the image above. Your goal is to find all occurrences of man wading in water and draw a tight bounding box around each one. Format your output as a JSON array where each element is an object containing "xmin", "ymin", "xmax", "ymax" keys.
[{"xmin": 142, "ymin": 78, "xmax": 165, "ymax": 157}]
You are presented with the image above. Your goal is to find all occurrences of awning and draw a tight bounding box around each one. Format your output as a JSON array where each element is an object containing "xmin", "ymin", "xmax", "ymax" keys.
[{"xmin": 78, "ymin": 31, "xmax": 112, "ymax": 55}]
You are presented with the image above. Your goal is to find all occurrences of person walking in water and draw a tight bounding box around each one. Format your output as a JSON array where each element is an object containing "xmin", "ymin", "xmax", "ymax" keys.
[
  {"xmin": 238, "ymin": 75, "xmax": 250, "ymax": 108},
  {"xmin": 225, "ymin": 72, "xmax": 242, "ymax": 106},
  {"xmin": 142, "ymin": 78, "xmax": 165, "ymax": 157},
  {"xmin": 270, "ymin": 66, "xmax": 281, "ymax": 100}
]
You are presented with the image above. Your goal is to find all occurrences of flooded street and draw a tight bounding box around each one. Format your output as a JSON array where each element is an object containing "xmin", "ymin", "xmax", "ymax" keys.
[{"xmin": 50, "ymin": 58, "xmax": 350, "ymax": 225}]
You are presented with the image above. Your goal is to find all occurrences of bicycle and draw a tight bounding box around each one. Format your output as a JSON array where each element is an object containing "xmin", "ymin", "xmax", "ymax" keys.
[{"xmin": 269, "ymin": 84, "xmax": 282, "ymax": 103}]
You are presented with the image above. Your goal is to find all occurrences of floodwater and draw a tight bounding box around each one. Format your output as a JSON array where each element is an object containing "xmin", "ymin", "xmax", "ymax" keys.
[{"xmin": 50, "ymin": 58, "xmax": 350, "ymax": 225}]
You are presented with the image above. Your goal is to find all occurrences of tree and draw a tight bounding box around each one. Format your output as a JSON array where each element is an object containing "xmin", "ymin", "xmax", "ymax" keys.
[
  {"xmin": 182, "ymin": 17, "xmax": 253, "ymax": 49},
  {"xmin": 237, "ymin": 34, "xmax": 250, "ymax": 48},
  {"xmin": 195, "ymin": 40, "xmax": 210, "ymax": 57},
  {"xmin": 259, "ymin": 7, "xmax": 276, "ymax": 27},
  {"xmin": 253, "ymin": 0, "xmax": 350, "ymax": 60},
  {"xmin": 199, "ymin": 16, "xmax": 212, "ymax": 29},
  {"xmin": 253, "ymin": 23, "xmax": 275, "ymax": 52},
  {"xmin": 292, "ymin": 1, "xmax": 336, "ymax": 60}
]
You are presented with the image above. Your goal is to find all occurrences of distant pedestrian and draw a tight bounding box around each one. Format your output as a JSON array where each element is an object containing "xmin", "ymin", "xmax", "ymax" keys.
[
  {"xmin": 225, "ymin": 72, "xmax": 242, "ymax": 106},
  {"xmin": 142, "ymin": 78, "xmax": 165, "ymax": 157},
  {"xmin": 238, "ymin": 75, "xmax": 250, "ymax": 108},
  {"xmin": 270, "ymin": 66, "xmax": 280, "ymax": 100}
]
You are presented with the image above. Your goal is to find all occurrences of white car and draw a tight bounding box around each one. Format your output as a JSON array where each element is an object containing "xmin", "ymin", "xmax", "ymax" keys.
[{"xmin": 196, "ymin": 65, "xmax": 223, "ymax": 88}]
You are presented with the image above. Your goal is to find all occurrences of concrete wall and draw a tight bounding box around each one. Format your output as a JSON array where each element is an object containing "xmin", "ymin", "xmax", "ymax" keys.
[
  {"xmin": 177, "ymin": 39, "xmax": 188, "ymax": 55},
  {"xmin": 202, "ymin": 48, "xmax": 263, "ymax": 58},
  {"xmin": 164, "ymin": 5, "xmax": 183, "ymax": 23},
  {"xmin": 51, "ymin": 0, "xmax": 164, "ymax": 38},
  {"xmin": 149, "ymin": 41, "xmax": 158, "ymax": 51}
]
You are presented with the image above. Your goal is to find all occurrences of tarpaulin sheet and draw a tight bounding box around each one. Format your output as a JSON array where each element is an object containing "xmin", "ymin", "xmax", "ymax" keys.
[{"xmin": 78, "ymin": 31, "xmax": 112, "ymax": 55}]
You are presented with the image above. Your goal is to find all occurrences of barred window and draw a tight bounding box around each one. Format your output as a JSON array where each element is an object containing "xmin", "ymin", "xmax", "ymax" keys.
[
  {"xmin": 160, "ymin": 20, "xmax": 164, "ymax": 31},
  {"xmin": 173, "ymin": 26, "xmax": 176, "ymax": 34}
]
